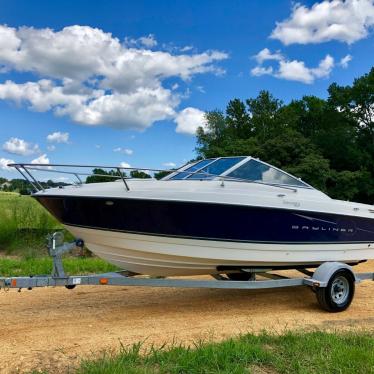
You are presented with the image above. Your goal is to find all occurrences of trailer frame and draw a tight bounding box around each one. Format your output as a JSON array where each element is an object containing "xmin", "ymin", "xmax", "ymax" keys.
[{"xmin": 0, "ymin": 232, "xmax": 373, "ymax": 312}]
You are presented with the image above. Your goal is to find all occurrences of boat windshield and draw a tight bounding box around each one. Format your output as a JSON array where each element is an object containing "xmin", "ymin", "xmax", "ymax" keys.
[
  {"xmin": 170, "ymin": 159, "xmax": 216, "ymax": 180},
  {"xmin": 170, "ymin": 157, "xmax": 245, "ymax": 180},
  {"xmin": 187, "ymin": 157, "xmax": 246, "ymax": 179},
  {"xmin": 168, "ymin": 156, "xmax": 309, "ymax": 188},
  {"xmin": 227, "ymin": 159, "xmax": 308, "ymax": 187}
]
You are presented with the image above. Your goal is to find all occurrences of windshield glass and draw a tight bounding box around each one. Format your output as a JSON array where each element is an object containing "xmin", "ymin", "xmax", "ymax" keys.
[
  {"xmin": 170, "ymin": 159, "xmax": 216, "ymax": 180},
  {"xmin": 187, "ymin": 157, "xmax": 246, "ymax": 180},
  {"xmin": 227, "ymin": 159, "xmax": 308, "ymax": 187}
]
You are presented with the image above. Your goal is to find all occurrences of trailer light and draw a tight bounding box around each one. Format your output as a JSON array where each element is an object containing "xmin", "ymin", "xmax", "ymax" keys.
[
  {"xmin": 11, "ymin": 279, "xmax": 17, "ymax": 287},
  {"xmin": 100, "ymin": 278, "xmax": 109, "ymax": 285}
]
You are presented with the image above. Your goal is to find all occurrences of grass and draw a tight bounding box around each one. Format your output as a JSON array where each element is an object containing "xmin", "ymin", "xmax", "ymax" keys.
[
  {"xmin": 0, "ymin": 191, "xmax": 62, "ymax": 255},
  {"xmin": 0, "ymin": 192, "xmax": 118, "ymax": 275},
  {"xmin": 0, "ymin": 256, "xmax": 118, "ymax": 276},
  {"xmin": 71, "ymin": 330, "xmax": 374, "ymax": 374}
]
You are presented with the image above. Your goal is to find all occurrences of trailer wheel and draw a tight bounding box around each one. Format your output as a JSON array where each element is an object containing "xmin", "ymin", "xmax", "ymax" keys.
[
  {"xmin": 227, "ymin": 272, "xmax": 254, "ymax": 281},
  {"xmin": 316, "ymin": 269, "xmax": 355, "ymax": 312},
  {"xmin": 65, "ymin": 285, "xmax": 76, "ymax": 290}
]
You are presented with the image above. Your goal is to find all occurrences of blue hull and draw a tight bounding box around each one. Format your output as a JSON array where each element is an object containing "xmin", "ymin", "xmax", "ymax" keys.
[{"xmin": 35, "ymin": 195, "xmax": 374, "ymax": 245}]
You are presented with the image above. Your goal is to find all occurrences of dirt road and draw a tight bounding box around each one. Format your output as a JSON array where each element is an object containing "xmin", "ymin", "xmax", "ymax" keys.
[{"xmin": 1, "ymin": 261, "xmax": 373, "ymax": 373}]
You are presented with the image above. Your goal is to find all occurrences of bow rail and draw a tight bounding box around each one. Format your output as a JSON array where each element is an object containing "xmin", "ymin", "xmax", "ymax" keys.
[
  {"xmin": 8, "ymin": 163, "xmax": 298, "ymax": 193},
  {"xmin": 8, "ymin": 163, "xmax": 175, "ymax": 192}
]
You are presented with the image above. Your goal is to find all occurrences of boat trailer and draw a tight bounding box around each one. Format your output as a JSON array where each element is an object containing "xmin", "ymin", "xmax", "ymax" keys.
[{"xmin": 0, "ymin": 232, "xmax": 373, "ymax": 312}]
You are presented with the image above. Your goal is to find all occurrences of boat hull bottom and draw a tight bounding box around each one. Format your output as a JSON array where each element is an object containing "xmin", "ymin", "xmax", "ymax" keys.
[{"xmin": 65, "ymin": 225, "xmax": 374, "ymax": 276}]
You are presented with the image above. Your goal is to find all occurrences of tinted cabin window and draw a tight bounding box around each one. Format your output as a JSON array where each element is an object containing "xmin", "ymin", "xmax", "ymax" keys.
[
  {"xmin": 170, "ymin": 159, "xmax": 215, "ymax": 180},
  {"xmin": 187, "ymin": 157, "xmax": 246, "ymax": 180},
  {"xmin": 227, "ymin": 159, "xmax": 307, "ymax": 187}
]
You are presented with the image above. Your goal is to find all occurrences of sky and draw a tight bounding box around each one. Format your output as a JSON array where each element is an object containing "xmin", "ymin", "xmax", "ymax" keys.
[{"xmin": 0, "ymin": 0, "xmax": 373, "ymax": 180}]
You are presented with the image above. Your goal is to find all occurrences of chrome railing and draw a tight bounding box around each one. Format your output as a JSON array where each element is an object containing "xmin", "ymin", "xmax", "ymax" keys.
[
  {"xmin": 9, "ymin": 163, "xmax": 176, "ymax": 192},
  {"xmin": 8, "ymin": 163, "xmax": 298, "ymax": 193}
]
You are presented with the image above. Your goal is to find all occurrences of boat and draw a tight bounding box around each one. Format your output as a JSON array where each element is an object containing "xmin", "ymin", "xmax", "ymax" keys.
[{"xmin": 11, "ymin": 156, "xmax": 374, "ymax": 277}]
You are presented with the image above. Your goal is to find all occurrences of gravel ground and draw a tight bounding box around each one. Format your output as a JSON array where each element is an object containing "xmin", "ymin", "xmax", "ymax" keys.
[{"xmin": 0, "ymin": 261, "xmax": 373, "ymax": 373}]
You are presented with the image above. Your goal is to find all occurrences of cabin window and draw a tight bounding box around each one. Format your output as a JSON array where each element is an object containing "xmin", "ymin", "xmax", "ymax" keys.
[
  {"xmin": 227, "ymin": 159, "xmax": 307, "ymax": 187},
  {"xmin": 170, "ymin": 159, "xmax": 216, "ymax": 180},
  {"xmin": 187, "ymin": 157, "xmax": 246, "ymax": 180}
]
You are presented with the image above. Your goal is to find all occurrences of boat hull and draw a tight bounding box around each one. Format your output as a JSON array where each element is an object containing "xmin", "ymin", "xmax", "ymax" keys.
[
  {"xmin": 35, "ymin": 195, "xmax": 374, "ymax": 276},
  {"xmin": 36, "ymin": 195, "xmax": 374, "ymax": 243},
  {"xmin": 66, "ymin": 225, "xmax": 373, "ymax": 276}
]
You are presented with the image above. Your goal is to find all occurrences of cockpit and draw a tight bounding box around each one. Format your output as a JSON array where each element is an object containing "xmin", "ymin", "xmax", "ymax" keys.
[{"xmin": 165, "ymin": 156, "xmax": 311, "ymax": 188}]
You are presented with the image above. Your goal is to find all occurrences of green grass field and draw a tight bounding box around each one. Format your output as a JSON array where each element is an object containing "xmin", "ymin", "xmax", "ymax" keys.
[
  {"xmin": 0, "ymin": 256, "xmax": 117, "ymax": 276},
  {"xmin": 0, "ymin": 191, "xmax": 117, "ymax": 275},
  {"xmin": 49, "ymin": 331, "xmax": 371, "ymax": 374},
  {"xmin": 0, "ymin": 191, "xmax": 61, "ymax": 255}
]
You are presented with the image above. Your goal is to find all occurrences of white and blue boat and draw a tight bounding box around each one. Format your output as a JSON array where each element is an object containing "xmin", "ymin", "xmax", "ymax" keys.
[{"xmin": 11, "ymin": 156, "xmax": 374, "ymax": 277}]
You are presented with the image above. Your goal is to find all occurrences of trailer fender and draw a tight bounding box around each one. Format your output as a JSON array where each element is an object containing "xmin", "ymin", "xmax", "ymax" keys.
[{"xmin": 309, "ymin": 262, "xmax": 357, "ymax": 288}]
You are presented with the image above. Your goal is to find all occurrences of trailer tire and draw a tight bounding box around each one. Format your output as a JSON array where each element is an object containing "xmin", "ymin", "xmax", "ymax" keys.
[
  {"xmin": 316, "ymin": 269, "xmax": 355, "ymax": 312},
  {"xmin": 65, "ymin": 285, "xmax": 76, "ymax": 290}
]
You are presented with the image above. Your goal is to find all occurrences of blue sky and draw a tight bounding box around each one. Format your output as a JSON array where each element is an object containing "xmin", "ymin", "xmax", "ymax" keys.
[{"xmin": 0, "ymin": 0, "xmax": 373, "ymax": 179}]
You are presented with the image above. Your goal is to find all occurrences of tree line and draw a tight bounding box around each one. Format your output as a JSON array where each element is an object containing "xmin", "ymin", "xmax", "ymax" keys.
[
  {"xmin": 196, "ymin": 67, "xmax": 374, "ymax": 203},
  {"xmin": 0, "ymin": 178, "xmax": 69, "ymax": 194}
]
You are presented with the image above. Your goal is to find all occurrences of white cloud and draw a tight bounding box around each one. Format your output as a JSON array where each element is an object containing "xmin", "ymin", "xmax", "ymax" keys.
[
  {"xmin": 180, "ymin": 45, "xmax": 193, "ymax": 52},
  {"xmin": 0, "ymin": 157, "xmax": 15, "ymax": 170},
  {"xmin": 277, "ymin": 54, "xmax": 334, "ymax": 83},
  {"xmin": 119, "ymin": 162, "xmax": 131, "ymax": 168},
  {"xmin": 174, "ymin": 107, "xmax": 207, "ymax": 135},
  {"xmin": 253, "ymin": 48, "xmax": 283, "ymax": 64},
  {"xmin": 311, "ymin": 54, "xmax": 335, "ymax": 78},
  {"xmin": 47, "ymin": 145, "xmax": 56, "ymax": 151},
  {"xmin": 2, "ymin": 137, "xmax": 40, "ymax": 156},
  {"xmin": 271, "ymin": 0, "xmax": 374, "ymax": 45},
  {"xmin": 276, "ymin": 60, "xmax": 315, "ymax": 83},
  {"xmin": 47, "ymin": 131, "xmax": 69, "ymax": 143},
  {"xmin": 125, "ymin": 34, "xmax": 158, "ymax": 48},
  {"xmin": 31, "ymin": 153, "xmax": 49, "ymax": 164},
  {"xmin": 250, "ymin": 66, "xmax": 273, "ymax": 77},
  {"xmin": 339, "ymin": 54, "xmax": 352, "ymax": 68},
  {"xmin": 0, "ymin": 25, "xmax": 228, "ymax": 132},
  {"xmin": 31, "ymin": 154, "xmax": 50, "ymax": 169},
  {"xmin": 163, "ymin": 162, "xmax": 176, "ymax": 168},
  {"xmin": 138, "ymin": 34, "xmax": 157, "ymax": 48},
  {"xmin": 95, "ymin": 144, "xmax": 101, "ymax": 149},
  {"xmin": 251, "ymin": 49, "xmax": 335, "ymax": 84},
  {"xmin": 113, "ymin": 147, "xmax": 133, "ymax": 155}
]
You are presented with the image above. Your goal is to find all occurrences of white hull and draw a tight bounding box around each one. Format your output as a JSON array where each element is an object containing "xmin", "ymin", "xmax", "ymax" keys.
[{"xmin": 66, "ymin": 225, "xmax": 373, "ymax": 276}]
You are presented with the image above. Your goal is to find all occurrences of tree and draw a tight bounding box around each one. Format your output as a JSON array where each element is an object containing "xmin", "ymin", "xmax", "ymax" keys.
[
  {"xmin": 246, "ymin": 90, "xmax": 283, "ymax": 141},
  {"xmin": 328, "ymin": 67, "xmax": 374, "ymax": 141},
  {"xmin": 154, "ymin": 170, "xmax": 172, "ymax": 180},
  {"xmin": 8, "ymin": 178, "xmax": 31, "ymax": 193},
  {"xmin": 287, "ymin": 153, "xmax": 331, "ymax": 192},
  {"xmin": 226, "ymin": 99, "xmax": 252, "ymax": 138},
  {"xmin": 130, "ymin": 170, "xmax": 151, "ymax": 179},
  {"xmin": 328, "ymin": 67, "xmax": 374, "ymax": 173},
  {"xmin": 86, "ymin": 168, "xmax": 125, "ymax": 183},
  {"xmin": 196, "ymin": 67, "xmax": 374, "ymax": 203}
]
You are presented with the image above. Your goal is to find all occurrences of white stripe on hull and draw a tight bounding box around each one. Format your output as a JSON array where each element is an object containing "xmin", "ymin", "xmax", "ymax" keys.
[{"xmin": 65, "ymin": 225, "xmax": 374, "ymax": 276}]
